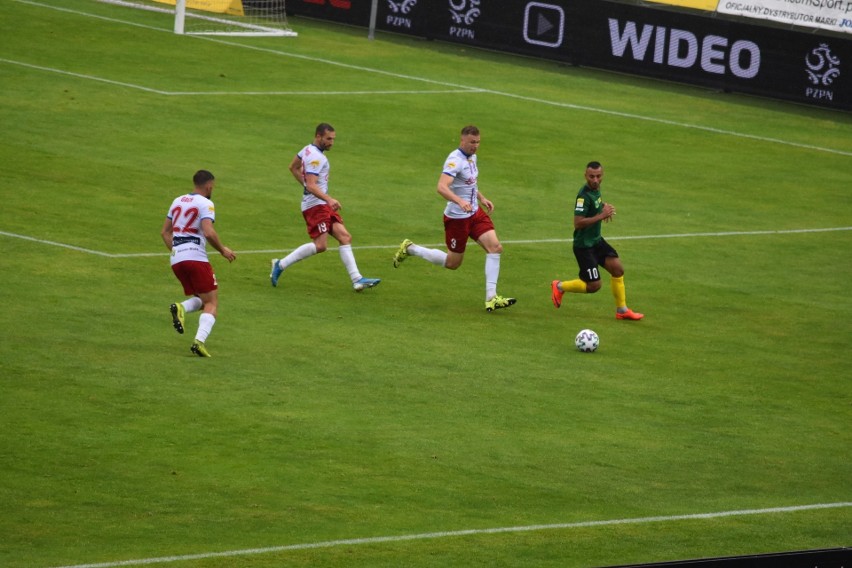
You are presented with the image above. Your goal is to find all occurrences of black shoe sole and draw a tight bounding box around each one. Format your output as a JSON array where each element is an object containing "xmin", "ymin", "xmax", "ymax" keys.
[{"xmin": 170, "ymin": 304, "xmax": 184, "ymax": 334}]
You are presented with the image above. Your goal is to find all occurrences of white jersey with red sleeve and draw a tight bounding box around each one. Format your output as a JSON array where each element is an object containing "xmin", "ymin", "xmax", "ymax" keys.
[
  {"xmin": 297, "ymin": 143, "xmax": 330, "ymax": 212},
  {"xmin": 441, "ymin": 148, "xmax": 479, "ymax": 219},
  {"xmin": 165, "ymin": 193, "xmax": 215, "ymax": 266}
]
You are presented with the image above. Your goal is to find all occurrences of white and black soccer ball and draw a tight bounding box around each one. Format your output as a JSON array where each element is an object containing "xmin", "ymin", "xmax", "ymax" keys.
[{"xmin": 575, "ymin": 329, "xmax": 599, "ymax": 352}]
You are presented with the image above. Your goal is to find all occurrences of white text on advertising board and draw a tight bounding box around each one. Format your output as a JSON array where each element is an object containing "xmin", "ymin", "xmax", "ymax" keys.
[
  {"xmin": 387, "ymin": 0, "xmax": 418, "ymax": 29},
  {"xmin": 805, "ymin": 43, "xmax": 842, "ymax": 101},
  {"xmin": 608, "ymin": 19, "xmax": 761, "ymax": 78},
  {"xmin": 449, "ymin": 0, "xmax": 481, "ymax": 40}
]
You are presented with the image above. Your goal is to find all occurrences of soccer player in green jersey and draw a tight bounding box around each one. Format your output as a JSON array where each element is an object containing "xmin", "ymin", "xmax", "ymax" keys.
[{"xmin": 551, "ymin": 161, "xmax": 643, "ymax": 320}]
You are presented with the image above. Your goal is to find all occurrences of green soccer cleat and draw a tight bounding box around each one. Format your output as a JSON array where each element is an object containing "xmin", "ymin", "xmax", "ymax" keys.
[
  {"xmin": 190, "ymin": 340, "xmax": 211, "ymax": 357},
  {"xmin": 170, "ymin": 303, "xmax": 185, "ymax": 334},
  {"xmin": 485, "ymin": 295, "xmax": 517, "ymax": 312},
  {"xmin": 393, "ymin": 238, "xmax": 413, "ymax": 268}
]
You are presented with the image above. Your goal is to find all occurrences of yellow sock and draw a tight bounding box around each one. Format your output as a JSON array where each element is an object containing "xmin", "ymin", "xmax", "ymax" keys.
[
  {"xmin": 611, "ymin": 276, "xmax": 627, "ymax": 309},
  {"xmin": 561, "ymin": 279, "xmax": 587, "ymax": 294}
]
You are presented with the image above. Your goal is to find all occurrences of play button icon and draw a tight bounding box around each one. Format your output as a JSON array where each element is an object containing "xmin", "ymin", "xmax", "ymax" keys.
[
  {"xmin": 523, "ymin": 2, "xmax": 564, "ymax": 48},
  {"xmin": 536, "ymin": 12, "xmax": 554, "ymax": 36}
]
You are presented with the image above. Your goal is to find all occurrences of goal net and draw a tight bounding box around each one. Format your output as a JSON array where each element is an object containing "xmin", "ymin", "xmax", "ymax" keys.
[{"xmin": 99, "ymin": 0, "xmax": 297, "ymax": 37}]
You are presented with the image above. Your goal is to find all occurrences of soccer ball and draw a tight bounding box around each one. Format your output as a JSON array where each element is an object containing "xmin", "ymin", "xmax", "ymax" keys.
[{"xmin": 575, "ymin": 329, "xmax": 599, "ymax": 352}]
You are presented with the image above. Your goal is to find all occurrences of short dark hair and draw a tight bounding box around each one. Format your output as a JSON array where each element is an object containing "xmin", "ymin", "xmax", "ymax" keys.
[
  {"xmin": 193, "ymin": 170, "xmax": 215, "ymax": 186},
  {"xmin": 586, "ymin": 161, "xmax": 602, "ymax": 170},
  {"xmin": 461, "ymin": 125, "xmax": 480, "ymax": 136},
  {"xmin": 316, "ymin": 123, "xmax": 335, "ymax": 136}
]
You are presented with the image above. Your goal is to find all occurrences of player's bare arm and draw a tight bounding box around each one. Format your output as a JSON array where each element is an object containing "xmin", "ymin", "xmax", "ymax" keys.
[
  {"xmin": 161, "ymin": 218, "xmax": 174, "ymax": 251},
  {"xmin": 437, "ymin": 173, "xmax": 472, "ymax": 212},
  {"xmin": 573, "ymin": 203, "xmax": 616, "ymax": 230},
  {"xmin": 304, "ymin": 173, "xmax": 341, "ymax": 211},
  {"xmin": 477, "ymin": 191, "xmax": 494, "ymax": 213},
  {"xmin": 288, "ymin": 155, "xmax": 304, "ymax": 185},
  {"xmin": 201, "ymin": 219, "xmax": 236, "ymax": 262}
]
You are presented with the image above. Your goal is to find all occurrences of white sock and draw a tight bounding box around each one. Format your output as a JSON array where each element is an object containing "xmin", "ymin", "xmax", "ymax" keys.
[
  {"xmin": 281, "ymin": 242, "xmax": 317, "ymax": 269},
  {"xmin": 485, "ymin": 253, "xmax": 500, "ymax": 300},
  {"xmin": 409, "ymin": 243, "xmax": 447, "ymax": 267},
  {"xmin": 339, "ymin": 244, "xmax": 362, "ymax": 282},
  {"xmin": 195, "ymin": 313, "xmax": 215, "ymax": 343},
  {"xmin": 182, "ymin": 296, "xmax": 203, "ymax": 313}
]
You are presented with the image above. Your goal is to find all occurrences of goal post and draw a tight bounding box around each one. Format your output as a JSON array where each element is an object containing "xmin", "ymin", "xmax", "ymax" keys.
[
  {"xmin": 98, "ymin": 0, "xmax": 297, "ymax": 37},
  {"xmin": 171, "ymin": 0, "xmax": 297, "ymax": 36}
]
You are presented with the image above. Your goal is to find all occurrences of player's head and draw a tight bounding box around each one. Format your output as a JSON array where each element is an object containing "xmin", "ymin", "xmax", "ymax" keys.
[
  {"xmin": 314, "ymin": 123, "xmax": 336, "ymax": 151},
  {"xmin": 459, "ymin": 125, "xmax": 481, "ymax": 155},
  {"xmin": 585, "ymin": 161, "xmax": 603, "ymax": 190},
  {"xmin": 193, "ymin": 170, "xmax": 216, "ymax": 196}
]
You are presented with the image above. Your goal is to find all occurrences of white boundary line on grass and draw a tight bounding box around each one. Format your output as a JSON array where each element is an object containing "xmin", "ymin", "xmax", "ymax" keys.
[
  {"xmin": 49, "ymin": 501, "xmax": 852, "ymax": 568},
  {"xmin": 3, "ymin": 227, "xmax": 852, "ymax": 259},
  {"xmin": 10, "ymin": 0, "xmax": 852, "ymax": 157},
  {"xmin": 0, "ymin": 56, "xmax": 479, "ymax": 97},
  {"xmin": 0, "ymin": 58, "xmax": 171, "ymax": 95},
  {"xmin": 0, "ymin": 231, "xmax": 116, "ymax": 257}
]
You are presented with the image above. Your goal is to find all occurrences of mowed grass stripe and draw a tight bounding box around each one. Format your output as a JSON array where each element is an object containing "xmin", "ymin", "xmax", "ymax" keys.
[
  {"xmin": 49, "ymin": 502, "xmax": 852, "ymax": 568},
  {"xmin": 11, "ymin": 0, "xmax": 852, "ymax": 157},
  {"xmin": 3, "ymin": 227, "xmax": 851, "ymax": 258}
]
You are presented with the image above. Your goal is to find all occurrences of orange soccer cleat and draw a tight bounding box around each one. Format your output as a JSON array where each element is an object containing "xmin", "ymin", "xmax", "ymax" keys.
[
  {"xmin": 616, "ymin": 308, "xmax": 644, "ymax": 320},
  {"xmin": 551, "ymin": 280, "xmax": 563, "ymax": 309}
]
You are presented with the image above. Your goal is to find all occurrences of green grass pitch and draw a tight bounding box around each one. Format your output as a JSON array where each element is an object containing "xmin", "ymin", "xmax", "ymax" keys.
[{"xmin": 1, "ymin": 1, "xmax": 850, "ymax": 567}]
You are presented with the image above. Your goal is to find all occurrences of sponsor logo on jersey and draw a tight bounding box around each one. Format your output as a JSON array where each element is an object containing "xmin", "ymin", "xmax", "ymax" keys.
[{"xmin": 575, "ymin": 197, "xmax": 585, "ymax": 209}]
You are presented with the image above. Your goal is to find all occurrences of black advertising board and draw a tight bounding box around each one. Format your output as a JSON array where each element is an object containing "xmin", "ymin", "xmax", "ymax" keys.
[
  {"xmin": 380, "ymin": 1, "xmax": 578, "ymax": 61},
  {"xmin": 287, "ymin": 0, "xmax": 372, "ymax": 26},
  {"xmin": 288, "ymin": 0, "xmax": 851, "ymax": 110},
  {"xmin": 570, "ymin": 0, "xmax": 851, "ymax": 110},
  {"xmin": 373, "ymin": 1, "xmax": 583, "ymax": 63}
]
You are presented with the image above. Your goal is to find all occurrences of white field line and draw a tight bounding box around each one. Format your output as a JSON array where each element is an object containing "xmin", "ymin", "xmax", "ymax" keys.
[
  {"xmin": 10, "ymin": 0, "xmax": 852, "ymax": 157},
  {"xmin": 0, "ymin": 58, "xmax": 172, "ymax": 94},
  {"xmin": 0, "ymin": 230, "xmax": 115, "ymax": 256},
  {"xmin": 3, "ymin": 227, "xmax": 852, "ymax": 258},
  {"xmin": 163, "ymin": 89, "xmax": 482, "ymax": 96},
  {"xmin": 0, "ymin": 57, "xmax": 479, "ymax": 97},
  {"xmin": 48, "ymin": 502, "xmax": 852, "ymax": 568}
]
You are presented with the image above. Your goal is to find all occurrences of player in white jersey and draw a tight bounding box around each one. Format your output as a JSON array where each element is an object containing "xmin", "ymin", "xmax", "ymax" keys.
[
  {"xmin": 392, "ymin": 125, "xmax": 516, "ymax": 312},
  {"xmin": 161, "ymin": 170, "xmax": 236, "ymax": 357},
  {"xmin": 270, "ymin": 123, "xmax": 381, "ymax": 292}
]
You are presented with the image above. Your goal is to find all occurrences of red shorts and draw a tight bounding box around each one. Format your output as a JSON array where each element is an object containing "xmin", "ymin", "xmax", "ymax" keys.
[
  {"xmin": 172, "ymin": 260, "xmax": 217, "ymax": 295},
  {"xmin": 443, "ymin": 208, "xmax": 495, "ymax": 253},
  {"xmin": 303, "ymin": 204, "xmax": 344, "ymax": 239}
]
